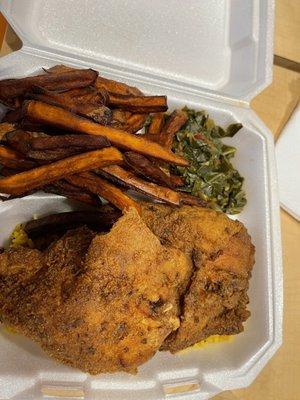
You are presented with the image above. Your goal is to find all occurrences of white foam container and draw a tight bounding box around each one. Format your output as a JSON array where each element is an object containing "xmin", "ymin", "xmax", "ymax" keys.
[{"xmin": 0, "ymin": 1, "xmax": 282, "ymax": 399}]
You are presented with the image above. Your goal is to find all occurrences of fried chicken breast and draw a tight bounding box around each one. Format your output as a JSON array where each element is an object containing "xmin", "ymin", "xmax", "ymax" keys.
[
  {"xmin": 0, "ymin": 209, "xmax": 192, "ymax": 374},
  {"xmin": 141, "ymin": 203, "xmax": 255, "ymax": 352}
]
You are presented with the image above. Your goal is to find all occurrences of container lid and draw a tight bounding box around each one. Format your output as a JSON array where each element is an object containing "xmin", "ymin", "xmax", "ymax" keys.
[{"xmin": 0, "ymin": 0, "xmax": 274, "ymax": 101}]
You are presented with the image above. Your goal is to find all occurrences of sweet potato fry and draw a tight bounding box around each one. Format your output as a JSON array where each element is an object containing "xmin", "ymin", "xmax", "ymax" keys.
[
  {"xmin": 19, "ymin": 120, "xmax": 46, "ymax": 132},
  {"xmin": 66, "ymin": 172, "xmax": 140, "ymax": 212},
  {"xmin": 0, "ymin": 69, "xmax": 98, "ymax": 107},
  {"xmin": 24, "ymin": 101, "xmax": 188, "ymax": 166},
  {"xmin": 124, "ymin": 113, "xmax": 148, "ymax": 133},
  {"xmin": 0, "ymin": 145, "xmax": 36, "ymax": 170},
  {"xmin": 27, "ymin": 86, "xmax": 111, "ymax": 124},
  {"xmin": 4, "ymin": 130, "xmax": 47, "ymax": 154},
  {"xmin": 0, "ymin": 147, "xmax": 123, "ymax": 195},
  {"xmin": 45, "ymin": 64, "xmax": 142, "ymax": 96},
  {"xmin": 48, "ymin": 179, "xmax": 90, "ymax": 193},
  {"xmin": 24, "ymin": 209, "xmax": 121, "ymax": 238},
  {"xmin": 31, "ymin": 134, "xmax": 110, "ymax": 151},
  {"xmin": 11, "ymin": 132, "xmax": 110, "ymax": 162},
  {"xmin": 42, "ymin": 183, "xmax": 101, "ymax": 207},
  {"xmin": 100, "ymin": 165, "xmax": 181, "ymax": 206},
  {"xmin": 2, "ymin": 109, "xmax": 23, "ymax": 123},
  {"xmin": 0, "ymin": 161, "xmax": 29, "ymax": 173},
  {"xmin": 0, "ymin": 167, "xmax": 18, "ymax": 177},
  {"xmin": 55, "ymin": 86, "xmax": 108, "ymax": 104},
  {"xmin": 110, "ymin": 109, "xmax": 129, "ymax": 129},
  {"xmin": 159, "ymin": 110, "xmax": 188, "ymax": 148},
  {"xmin": 179, "ymin": 191, "xmax": 209, "ymax": 207},
  {"xmin": 9, "ymin": 98, "xmax": 22, "ymax": 109},
  {"xmin": 108, "ymin": 93, "xmax": 168, "ymax": 113},
  {"xmin": 44, "ymin": 65, "xmax": 142, "ymax": 97},
  {"xmin": 19, "ymin": 120, "xmax": 71, "ymax": 136},
  {"xmin": 27, "ymin": 148, "xmax": 86, "ymax": 161},
  {"xmin": 44, "ymin": 65, "xmax": 75, "ymax": 74},
  {"xmin": 146, "ymin": 112, "xmax": 165, "ymax": 135},
  {"xmin": 0, "ymin": 122, "xmax": 16, "ymax": 140},
  {"xmin": 82, "ymin": 105, "xmax": 112, "ymax": 125},
  {"xmin": 0, "ymin": 171, "xmax": 101, "ymax": 206},
  {"xmin": 124, "ymin": 151, "xmax": 173, "ymax": 188},
  {"xmin": 96, "ymin": 76, "xmax": 143, "ymax": 96},
  {"xmin": 169, "ymin": 174, "xmax": 184, "ymax": 187}
]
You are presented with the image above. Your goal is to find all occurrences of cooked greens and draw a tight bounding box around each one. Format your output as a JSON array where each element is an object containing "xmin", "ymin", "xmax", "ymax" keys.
[{"xmin": 171, "ymin": 108, "xmax": 246, "ymax": 214}]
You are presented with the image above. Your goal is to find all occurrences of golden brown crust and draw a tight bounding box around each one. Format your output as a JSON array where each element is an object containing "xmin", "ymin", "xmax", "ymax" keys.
[
  {"xmin": 0, "ymin": 204, "xmax": 255, "ymax": 371},
  {"xmin": 0, "ymin": 212, "xmax": 192, "ymax": 374},
  {"xmin": 141, "ymin": 203, "xmax": 255, "ymax": 352}
]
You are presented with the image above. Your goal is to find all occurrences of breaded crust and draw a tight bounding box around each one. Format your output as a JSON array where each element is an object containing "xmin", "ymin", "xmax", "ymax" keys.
[{"xmin": 141, "ymin": 204, "xmax": 255, "ymax": 352}]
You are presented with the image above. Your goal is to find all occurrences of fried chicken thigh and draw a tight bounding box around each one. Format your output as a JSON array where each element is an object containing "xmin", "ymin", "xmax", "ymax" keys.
[
  {"xmin": 0, "ymin": 209, "xmax": 192, "ymax": 374},
  {"xmin": 141, "ymin": 204, "xmax": 255, "ymax": 352}
]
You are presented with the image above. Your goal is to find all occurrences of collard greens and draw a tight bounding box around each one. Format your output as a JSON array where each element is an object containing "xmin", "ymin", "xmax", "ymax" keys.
[{"xmin": 171, "ymin": 108, "xmax": 246, "ymax": 214}]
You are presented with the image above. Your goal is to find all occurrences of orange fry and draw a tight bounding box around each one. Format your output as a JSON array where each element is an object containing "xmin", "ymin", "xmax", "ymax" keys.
[
  {"xmin": 0, "ymin": 122, "xmax": 16, "ymax": 140},
  {"xmin": 0, "ymin": 69, "xmax": 98, "ymax": 107},
  {"xmin": 23, "ymin": 101, "xmax": 188, "ymax": 166},
  {"xmin": 67, "ymin": 172, "xmax": 140, "ymax": 213},
  {"xmin": 108, "ymin": 94, "xmax": 167, "ymax": 113},
  {"xmin": 27, "ymin": 86, "xmax": 111, "ymax": 124},
  {"xmin": 0, "ymin": 145, "xmax": 22, "ymax": 161},
  {"xmin": 96, "ymin": 76, "xmax": 143, "ymax": 96},
  {"xmin": 125, "ymin": 113, "xmax": 148, "ymax": 133},
  {"xmin": 0, "ymin": 145, "xmax": 36, "ymax": 170},
  {"xmin": 0, "ymin": 147, "xmax": 123, "ymax": 195},
  {"xmin": 100, "ymin": 165, "xmax": 181, "ymax": 206},
  {"xmin": 146, "ymin": 113, "xmax": 165, "ymax": 136},
  {"xmin": 124, "ymin": 151, "xmax": 173, "ymax": 188},
  {"xmin": 111, "ymin": 109, "xmax": 129, "ymax": 129},
  {"xmin": 45, "ymin": 64, "xmax": 143, "ymax": 96},
  {"xmin": 159, "ymin": 110, "xmax": 188, "ymax": 148}
]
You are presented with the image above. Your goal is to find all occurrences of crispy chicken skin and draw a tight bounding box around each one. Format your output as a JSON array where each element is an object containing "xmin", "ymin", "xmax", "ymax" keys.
[
  {"xmin": 0, "ymin": 204, "xmax": 255, "ymax": 372},
  {"xmin": 0, "ymin": 209, "xmax": 192, "ymax": 374},
  {"xmin": 141, "ymin": 203, "xmax": 255, "ymax": 352}
]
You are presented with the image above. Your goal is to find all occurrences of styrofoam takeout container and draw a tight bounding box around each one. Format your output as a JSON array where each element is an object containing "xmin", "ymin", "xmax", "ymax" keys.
[{"xmin": 0, "ymin": 1, "xmax": 282, "ymax": 399}]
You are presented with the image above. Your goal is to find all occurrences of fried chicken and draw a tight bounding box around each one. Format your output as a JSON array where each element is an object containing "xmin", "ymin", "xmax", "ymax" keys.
[
  {"xmin": 0, "ymin": 209, "xmax": 192, "ymax": 374},
  {"xmin": 141, "ymin": 203, "xmax": 255, "ymax": 352},
  {"xmin": 0, "ymin": 203, "xmax": 255, "ymax": 372}
]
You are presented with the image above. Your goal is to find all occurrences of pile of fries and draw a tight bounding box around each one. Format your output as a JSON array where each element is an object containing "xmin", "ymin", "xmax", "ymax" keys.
[{"xmin": 0, "ymin": 65, "xmax": 208, "ymax": 212}]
